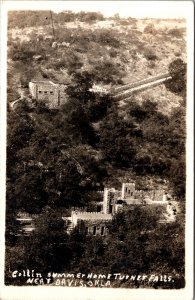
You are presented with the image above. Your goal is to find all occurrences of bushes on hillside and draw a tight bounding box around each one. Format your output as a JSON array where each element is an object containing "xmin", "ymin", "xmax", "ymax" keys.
[
  {"xmin": 144, "ymin": 23, "xmax": 157, "ymax": 34},
  {"xmin": 144, "ymin": 48, "xmax": 158, "ymax": 61},
  {"xmin": 167, "ymin": 28, "xmax": 184, "ymax": 39},
  {"xmin": 165, "ymin": 58, "xmax": 186, "ymax": 95},
  {"xmin": 8, "ymin": 10, "xmax": 105, "ymax": 29}
]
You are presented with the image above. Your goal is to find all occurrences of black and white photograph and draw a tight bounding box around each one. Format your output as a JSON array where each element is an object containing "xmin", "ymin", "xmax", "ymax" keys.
[{"xmin": 0, "ymin": 1, "xmax": 194, "ymax": 300}]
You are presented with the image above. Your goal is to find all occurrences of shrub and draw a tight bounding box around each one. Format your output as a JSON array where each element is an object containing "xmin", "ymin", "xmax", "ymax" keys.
[
  {"xmin": 144, "ymin": 48, "xmax": 158, "ymax": 61},
  {"xmin": 167, "ymin": 28, "xmax": 183, "ymax": 39},
  {"xmin": 144, "ymin": 23, "xmax": 157, "ymax": 34},
  {"xmin": 76, "ymin": 11, "xmax": 104, "ymax": 23}
]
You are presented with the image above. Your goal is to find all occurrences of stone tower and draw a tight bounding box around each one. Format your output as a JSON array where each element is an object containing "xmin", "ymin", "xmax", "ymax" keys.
[
  {"xmin": 121, "ymin": 183, "xmax": 135, "ymax": 200},
  {"xmin": 103, "ymin": 188, "xmax": 116, "ymax": 214}
]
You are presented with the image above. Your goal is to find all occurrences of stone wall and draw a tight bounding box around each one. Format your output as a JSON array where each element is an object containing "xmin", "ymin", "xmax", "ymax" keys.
[
  {"xmin": 134, "ymin": 189, "xmax": 165, "ymax": 201},
  {"xmin": 122, "ymin": 182, "xmax": 135, "ymax": 199},
  {"xmin": 78, "ymin": 219, "xmax": 110, "ymax": 236},
  {"xmin": 29, "ymin": 81, "xmax": 67, "ymax": 109}
]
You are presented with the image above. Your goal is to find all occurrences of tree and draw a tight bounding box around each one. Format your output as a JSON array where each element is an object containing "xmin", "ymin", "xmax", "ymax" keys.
[
  {"xmin": 144, "ymin": 212, "xmax": 185, "ymax": 288},
  {"xmin": 62, "ymin": 100, "xmax": 99, "ymax": 146},
  {"xmin": 144, "ymin": 24, "xmax": 157, "ymax": 34},
  {"xmin": 101, "ymin": 206, "xmax": 184, "ymax": 288},
  {"xmin": 98, "ymin": 108, "xmax": 141, "ymax": 167},
  {"xmin": 100, "ymin": 207, "xmax": 159, "ymax": 281},
  {"xmin": 126, "ymin": 98, "xmax": 185, "ymax": 180},
  {"xmin": 21, "ymin": 207, "xmax": 72, "ymax": 273},
  {"xmin": 165, "ymin": 58, "xmax": 187, "ymax": 96},
  {"xmin": 6, "ymin": 111, "xmax": 35, "ymax": 182},
  {"xmin": 85, "ymin": 93, "xmax": 113, "ymax": 123},
  {"xmin": 166, "ymin": 106, "xmax": 186, "ymax": 198},
  {"xmin": 128, "ymin": 99, "xmax": 158, "ymax": 122},
  {"xmin": 69, "ymin": 230, "xmax": 107, "ymax": 274},
  {"xmin": 5, "ymin": 179, "xmax": 21, "ymax": 246},
  {"xmin": 13, "ymin": 167, "xmax": 48, "ymax": 213},
  {"xmin": 76, "ymin": 11, "xmax": 104, "ymax": 23}
]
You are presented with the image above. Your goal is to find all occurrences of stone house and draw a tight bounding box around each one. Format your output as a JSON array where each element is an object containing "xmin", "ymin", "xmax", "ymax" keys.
[
  {"xmin": 63, "ymin": 212, "xmax": 112, "ymax": 236},
  {"xmin": 29, "ymin": 80, "xmax": 67, "ymax": 109},
  {"xmin": 102, "ymin": 183, "xmax": 167, "ymax": 214},
  {"xmin": 63, "ymin": 182, "xmax": 176, "ymax": 235},
  {"xmin": 16, "ymin": 182, "xmax": 176, "ymax": 236}
]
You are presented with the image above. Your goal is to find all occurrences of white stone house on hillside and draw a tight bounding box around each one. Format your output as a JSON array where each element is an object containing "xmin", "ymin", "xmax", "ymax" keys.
[{"xmin": 29, "ymin": 80, "xmax": 67, "ymax": 109}]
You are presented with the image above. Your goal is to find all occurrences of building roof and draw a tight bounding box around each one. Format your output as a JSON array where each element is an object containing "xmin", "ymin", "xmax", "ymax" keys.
[
  {"xmin": 30, "ymin": 81, "xmax": 56, "ymax": 86},
  {"xmin": 74, "ymin": 212, "xmax": 112, "ymax": 221},
  {"xmin": 125, "ymin": 199, "xmax": 142, "ymax": 205}
]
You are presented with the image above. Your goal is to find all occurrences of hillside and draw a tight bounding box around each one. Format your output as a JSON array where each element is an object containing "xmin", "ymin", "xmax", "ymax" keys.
[
  {"xmin": 8, "ymin": 12, "xmax": 186, "ymax": 114},
  {"xmin": 7, "ymin": 10, "xmax": 186, "ymax": 196}
]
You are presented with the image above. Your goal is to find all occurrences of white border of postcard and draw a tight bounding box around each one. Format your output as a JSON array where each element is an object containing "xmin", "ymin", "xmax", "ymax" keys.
[{"xmin": 0, "ymin": 1, "xmax": 194, "ymax": 300}]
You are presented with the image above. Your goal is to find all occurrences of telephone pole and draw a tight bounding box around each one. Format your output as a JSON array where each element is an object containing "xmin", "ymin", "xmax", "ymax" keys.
[{"xmin": 50, "ymin": 10, "xmax": 55, "ymax": 40}]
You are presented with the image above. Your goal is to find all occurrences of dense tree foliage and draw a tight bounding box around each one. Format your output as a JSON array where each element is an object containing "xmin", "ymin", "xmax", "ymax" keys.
[
  {"xmin": 165, "ymin": 58, "xmax": 187, "ymax": 97},
  {"xmin": 98, "ymin": 108, "xmax": 141, "ymax": 167}
]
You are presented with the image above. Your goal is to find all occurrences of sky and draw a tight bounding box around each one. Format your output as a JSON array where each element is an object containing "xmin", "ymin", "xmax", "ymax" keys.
[{"xmin": 1, "ymin": 1, "xmax": 193, "ymax": 19}]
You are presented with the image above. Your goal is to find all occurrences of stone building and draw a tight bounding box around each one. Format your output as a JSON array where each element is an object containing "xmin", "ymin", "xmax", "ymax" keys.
[
  {"xmin": 62, "ymin": 182, "xmax": 175, "ymax": 235},
  {"xmin": 16, "ymin": 182, "xmax": 177, "ymax": 236},
  {"xmin": 29, "ymin": 80, "xmax": 67, "ymax": 109},
  {"xmin": 63, "ymin": 212, "xmax": 112, "ymax": 236},
  {"xmin": 16, "ymin": 212, "xmax": 37, "ymax": 235},
  {"xmin": 102, "ymin": 182, "xmax": 167, "ymax": 214}
]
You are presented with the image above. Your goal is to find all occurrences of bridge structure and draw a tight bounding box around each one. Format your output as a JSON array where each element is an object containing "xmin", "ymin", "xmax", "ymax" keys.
[{"xmin": 111, "ymin": 72, "xmax": 172, "ymax": 103}]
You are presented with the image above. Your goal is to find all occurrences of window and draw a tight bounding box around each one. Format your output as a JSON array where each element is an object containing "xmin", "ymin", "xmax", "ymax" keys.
[
  {"xmin": 125, "ymin": 187, "xmax": 128, "ymax": 192},
  {"xmin": 38, "ymin": 91, "xmax": 42, "ymax": 93},
  {"xmin": 97, "ymin": 205, "xmax": 101, "ymax": 212},
  {"xmin": 93, "ymin": 226, "xmax": 96, "ymax": 236},
  {"xmin": 101, "ymin": 226, "xmax": 104, "ymax": 236},
  {"xmin": 50, "ymin": 91, "xmax": 54, "ymax": 95},
  {"xmin": 109, "ymin": 205, "xmax": 113, "ymax": 213},
  {"xmin": 131, "ymin": 192, "xmax": 133, "ymax": 196},
  {"xmin": 128, "ymin": 190, "xmax": 131, "ymax": 194},
  {"xmin": 44, "ymin": 91, "xmax": 48, "ymax": 94},
  {"xmin": 117, "ymin": 200, "xmax": 123, "ymax": 204}
]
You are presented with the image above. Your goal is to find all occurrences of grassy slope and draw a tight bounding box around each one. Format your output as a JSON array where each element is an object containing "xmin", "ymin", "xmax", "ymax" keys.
[{"xmin": 8, "ymin": 17, "xmax": 186, "ymax": 115}]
